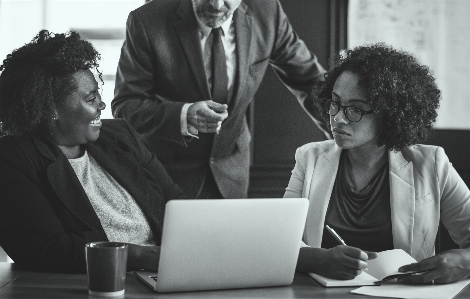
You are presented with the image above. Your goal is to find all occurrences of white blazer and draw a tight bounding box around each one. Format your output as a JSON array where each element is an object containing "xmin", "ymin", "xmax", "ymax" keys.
[{"xmin": 284, "ymin": 140, "xmax": 470, "ymax": 261}]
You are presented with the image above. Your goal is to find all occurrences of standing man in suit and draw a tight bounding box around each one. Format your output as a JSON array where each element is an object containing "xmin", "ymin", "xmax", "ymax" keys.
[{"xmin": 112, "ymin": 0, "xmax": 329, "ymax": 199}]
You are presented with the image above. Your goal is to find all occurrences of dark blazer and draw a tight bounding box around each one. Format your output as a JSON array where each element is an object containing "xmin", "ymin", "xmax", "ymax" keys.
[
  {"xmin": 112, "ymin": 0, "xmax": 327, "ymax": 198},
  {"xmin": 0, "ymin": 119, "xmax": 184, "ymax": 273}
]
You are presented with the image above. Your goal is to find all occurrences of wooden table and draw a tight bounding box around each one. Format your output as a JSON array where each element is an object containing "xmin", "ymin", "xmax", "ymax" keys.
[
  {"xmin": 0, "ymin": 263, "xmax": 22, "ymax": 290},
  {"xmin": 1, "ymin": 262, "xmax": 470, "ymax": 299}
]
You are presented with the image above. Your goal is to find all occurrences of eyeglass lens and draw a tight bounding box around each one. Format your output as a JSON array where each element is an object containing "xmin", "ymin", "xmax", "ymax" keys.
[{"xmin": 328, "ymin": 102, "xmax": 362, "ymax": 122}]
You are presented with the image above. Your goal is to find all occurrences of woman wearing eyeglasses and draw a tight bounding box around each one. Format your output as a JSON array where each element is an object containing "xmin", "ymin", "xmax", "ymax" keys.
[{"xmin": 285, "ymin": 44, "xmax": 470, "ymax": 284}]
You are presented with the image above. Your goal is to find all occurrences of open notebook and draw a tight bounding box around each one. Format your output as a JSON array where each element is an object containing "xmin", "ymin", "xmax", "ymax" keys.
[{"xmin": 309, "ymin": 249, "xmax": 423, "ymax": 287}]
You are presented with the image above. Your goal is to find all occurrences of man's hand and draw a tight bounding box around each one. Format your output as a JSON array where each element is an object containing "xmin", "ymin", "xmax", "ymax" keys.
[
  {"xmin": 398, "ymin": 249, "xmax": 470, "ymax": 284},
  {"xmin": 187, "ymin": 101, "xmax": 228, "ymax": 133}
]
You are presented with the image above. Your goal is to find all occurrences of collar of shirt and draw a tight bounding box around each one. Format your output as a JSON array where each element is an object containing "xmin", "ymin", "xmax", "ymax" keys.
[{"xmin": 190, "ymin": 1, "xmax": 237, "ymax": 106}]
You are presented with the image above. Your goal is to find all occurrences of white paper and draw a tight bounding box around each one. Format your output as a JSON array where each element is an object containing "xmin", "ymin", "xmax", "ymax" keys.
[
  {"xmin": 308, "ymin": 249, "xmax": 418, "ymax": 287},
  {"xmin": 308, "ymin": 271, "xmax": 377, "ymax": 287},
  {"xmin": 351, "ymin": 279, "xmax": 470, "ymax": 299},
  {"xmin": 366, "ymin": 249, "xmax": 417, "ymax": 280}
]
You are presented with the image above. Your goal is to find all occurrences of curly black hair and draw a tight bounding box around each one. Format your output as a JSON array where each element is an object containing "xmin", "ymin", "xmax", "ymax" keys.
[
  {"xmin": 312, "ymin": 43, "xmax": 441, "ymax": 151},
  {"xmin": 0, "ymin": 30, "xmax": 102, "ymax": 136}
]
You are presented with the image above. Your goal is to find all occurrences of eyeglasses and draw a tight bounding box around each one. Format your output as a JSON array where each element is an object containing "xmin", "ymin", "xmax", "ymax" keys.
[{"xmin": 328, "ymin": 101, "xmax": 374, "ymax": 122}]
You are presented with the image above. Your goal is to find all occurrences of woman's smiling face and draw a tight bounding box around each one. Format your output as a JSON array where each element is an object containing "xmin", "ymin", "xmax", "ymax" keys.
[
  {"xmin": 330, "ymin": 71, "xmax": 380, "ymax": 150},
  {"xmin": 53, "ymin": 69, "xmax": 105, "ymax": 147}
]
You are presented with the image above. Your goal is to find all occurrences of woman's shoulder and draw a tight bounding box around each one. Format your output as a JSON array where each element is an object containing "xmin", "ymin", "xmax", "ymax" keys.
[
  {"xmin": 398, "ymin": 144, "xmax": 452, "ymax": 173},
  {"xmin": 98, "ymin": 119, "xmax": 144, "ymax": 152},
  {"xmin": 295, "ymin": 140, "xmax": 337, "ymax": 160},
  {"xmin": 100, "ymin": 118, "xmax": 128, "ymax": 128},
  {"xmin": 99, "ymin": 119, "xmax": 135, "ymax": 138},
  {"xmin": 401, "ymin": 144, "xmax": 445, "ymax": 161},
  {"xmin": 0, "ymin": 134, "xmax": 52, "ymax": 176},
  {"xmin": 0, "ymin": 134, "xmax": 36, "ymax": 158},
  {"xmin": 297, "ymin": 140, "xmax": 336, "ymax": 153}
]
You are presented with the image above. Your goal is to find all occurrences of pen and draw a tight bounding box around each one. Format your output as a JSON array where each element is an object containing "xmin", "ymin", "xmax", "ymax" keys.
[
  {"xmin": 325, "ymin": 225, "xmax": 347, "ymax": 246},
  {"xmin": 326, "ymin": 225, "xmax": 372, "ymax": 272}
]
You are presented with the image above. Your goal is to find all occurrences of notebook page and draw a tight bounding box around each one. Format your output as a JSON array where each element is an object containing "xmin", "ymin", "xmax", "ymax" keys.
[
  {"xmin": 308, "ymin": 271, "xmax": 378, "ymax": 287},
  {"xmin": 365, "ymin": 249, "xmax": 417, "ymax": 280}
]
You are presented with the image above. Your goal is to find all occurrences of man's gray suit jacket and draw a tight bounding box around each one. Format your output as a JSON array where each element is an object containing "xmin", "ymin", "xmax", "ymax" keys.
[{"xmin": 112, "ymin": 0, "xmax": 326, "ymax": 198}]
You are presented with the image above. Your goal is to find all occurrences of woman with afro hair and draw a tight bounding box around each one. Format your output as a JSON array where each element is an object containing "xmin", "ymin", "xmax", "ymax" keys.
[
  {"xmin": 285, "ymin": 44, "xmax": 470, "ymax": 284},
  {"xmin": 0, "ymin": 30, "xmax": 184, "ymax": 273}
]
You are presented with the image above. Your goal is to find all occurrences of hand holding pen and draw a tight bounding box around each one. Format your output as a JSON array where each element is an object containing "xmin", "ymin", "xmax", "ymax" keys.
[
  {"xmin": 325, "ymin": 225, "xmax": 377, "ymax": 261},
  {"xmin": 315, "ymin": 225, "xmax": 377, "ymax": 280}
]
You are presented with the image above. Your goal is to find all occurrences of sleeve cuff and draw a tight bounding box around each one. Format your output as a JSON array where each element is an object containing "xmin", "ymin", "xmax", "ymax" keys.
[{"xmin": 180, "ymin": 103, "xmax": 199, "ymax": 139}]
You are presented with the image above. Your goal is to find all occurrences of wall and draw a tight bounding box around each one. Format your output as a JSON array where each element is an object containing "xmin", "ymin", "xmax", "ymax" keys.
[
  {"xmin": 249, "ymin": 0, "xmax": 330, "ymax": 198},
  {"xmin": 0, "ymin": 0, "xmax": 145, "ymax": 120}
]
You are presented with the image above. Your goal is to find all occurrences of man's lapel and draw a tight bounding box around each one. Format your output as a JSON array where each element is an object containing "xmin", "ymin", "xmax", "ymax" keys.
[
  {"xmin": 389, "ymin": 150, "xmax": 415, "ymax": 255},
  {"xmin": 175, "ymin": 0, "xmax": 211, "ymax": 100},
  {"xmin": 231, "ymin": 2, "xmax": 253, "ymax": 108}
]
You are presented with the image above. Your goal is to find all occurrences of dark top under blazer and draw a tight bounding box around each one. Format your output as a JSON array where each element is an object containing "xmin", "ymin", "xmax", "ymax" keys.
[
  {"xmin": 112, "ymin": 0, "xmax": 327, "ymax": 198},
  {"xmin": 0, "ymin": 119, "xmax": 184, "ymax": 273}
]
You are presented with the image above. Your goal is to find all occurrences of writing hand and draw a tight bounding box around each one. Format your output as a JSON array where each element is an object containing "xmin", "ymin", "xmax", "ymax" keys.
[
  {"xmin": 187, "ymin": 101, "xmax": 228, "ymax": 133},
  {"xmin": 316, "ymin": 245, "xmax": 377, "ymax": 280},
  {"xmin": 398, "ymin": 249, "xmax": 470, "ymax": 284}
]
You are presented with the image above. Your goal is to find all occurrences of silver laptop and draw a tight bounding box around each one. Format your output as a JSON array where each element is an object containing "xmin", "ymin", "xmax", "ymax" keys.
[{"xmin": 134, "ymin": 198, "xmax": 309, "ymax": 292}]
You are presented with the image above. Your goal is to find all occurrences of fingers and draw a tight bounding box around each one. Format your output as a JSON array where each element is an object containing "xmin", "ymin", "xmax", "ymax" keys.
[
  {"xmin": 201, "ymin": 101, "xmax": 228, "ymax": 121},
  {"xmin": 188, "ymin": 125, "xmax": 198, "ymax": 135},
  {"xmin": 399, "ymin": 251, "xmax": 470, "ymax": 285},
  {"xmin": 341, "ymin": 246, "xmax": 369, "ymax": 261},
  {"xmin": 399, "ymin": 257, "xmax": 435, "ymax": 273},
  {"xmin": 319, "ymin": 246, "xmax": 372, "ymax": 280},
  {"xmin": 335, "ymin": 246, "xmax": 370, "ymax": 270},
  {"xmin": 192, "ymin": 121, "xmax": 222, "ymax": 133},
  {"xmin": 207, "ymin": 101, "xmax": 228, "ymax": 114},
  {"xmin": 398, "ymin": 270, "xmax": 438, "ymax": 285},
  {"xmin": 398, "ymin": 257, "xmax": 440, "ymax": 284},
  {"xmin": 398, "ymin": 263, "xmax": 418, "ymax": 273},
  {"xmin": 188, "ymin": 101, "xmax": 228, "ymax": 133},
  {"xmin": 219, "ymin": 109, "xmax": 228, "ymax": 120},
  {"xmin": 200, "ymin": 122, "xmax": 222, "ymax": 129},
  {"xmin": 199, "ymin": 106, "xmax": 226, "ymax": 122},
  {"xmin": 366, "ymin": 251, "xmax": 378, "ymax": 260}
]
